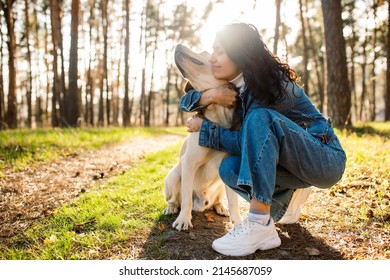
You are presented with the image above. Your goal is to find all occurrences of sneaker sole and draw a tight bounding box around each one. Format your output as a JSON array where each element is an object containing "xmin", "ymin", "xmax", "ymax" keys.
[{"xmin": 212, "ymin": 235, "xmax": 281, "ymax": 257}]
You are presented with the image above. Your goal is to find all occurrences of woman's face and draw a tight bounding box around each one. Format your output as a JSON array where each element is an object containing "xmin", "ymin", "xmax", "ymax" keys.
[{"xmin": 208, "ymin": 38, "xmax": 241, "ymax": 81}]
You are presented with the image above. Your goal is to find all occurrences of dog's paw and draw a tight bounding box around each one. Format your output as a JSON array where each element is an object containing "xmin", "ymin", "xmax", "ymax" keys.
[
  {"xmin": 172, "ymin": 217, "xmax": 193, "ymax": 231},
  {"xmin": 163, "ymin": 206, "xmax": 179, "ymax": 215},
  {"xmin": 214, "ymin": 203, "xmax": 230, "ymax": 217},
  {"xmin": 230, "ymin": 214, "xmax": 243, "ymax": 225}
]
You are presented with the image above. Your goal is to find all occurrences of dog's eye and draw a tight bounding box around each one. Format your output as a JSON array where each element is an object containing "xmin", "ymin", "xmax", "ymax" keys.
[{"xmin": 190, "ymin": 57, "xmax": 204, "ymax": 66}]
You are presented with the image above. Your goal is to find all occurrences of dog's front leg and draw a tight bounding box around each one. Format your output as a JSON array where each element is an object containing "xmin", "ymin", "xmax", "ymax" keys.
[
  {"xmin": 172, "ymin": 156, "xmax": 197, "ymax": 231},
  {"xmin": 172, "ymin": 134, "xmax": 208, "ymax": 231},
  {"xmin": 225, "ymin": 185, "xmax": 242, "ymax": 225}
]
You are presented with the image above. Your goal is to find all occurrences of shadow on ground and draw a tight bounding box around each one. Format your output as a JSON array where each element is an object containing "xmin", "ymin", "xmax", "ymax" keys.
[{"xmin": 137, "ymin": 210, "xmax": 345, "ymax": 260}]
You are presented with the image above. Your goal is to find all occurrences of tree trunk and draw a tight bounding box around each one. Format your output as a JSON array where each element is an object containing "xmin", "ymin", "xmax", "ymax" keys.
[
  {"xmin": 386, "ymin": 0, "xmax": 390, "ymax": 121},
  {"xmin": 360, "ymin": 60, "xmax": 367, "ymax": 121},
  {"xmin": 67, "ymin": 0, "xmax": 80, "ymax": 127},
  {"xmin": 25, "ymin": 0, "xmax": 33, "ymax": 128},
  {"xmin": 298, "ymin": 0, "xmax": 309, "ymax": 95},
  {"xmin": 305, "ymin": 0, "xmax": 324, "ymax": 112},
  {"xmin": 123, "ymin": 0, "xmax": 131, "ymax": 127},
  {"xmin": 165, "ymin": 63, "xmax": 171, "ymax": 126},
  {"xmin": 321, "ymin": 0, "xmax": 351, "ymax": 128},
  {"xmin": 97, "ymin": 0, "xmax": 109, "ymax": 127},
  {"xmin": 359, "ymin": 24, "xmax": 369, "ymax": 121},
  {"xmin": 369, "ymin": 5, "xmax": 378, "ymax": 121},
  {"xmin": 33, "ymin": 1, "xmax": 43, "ymax": 127},
  {"xmin": 101, "ymin": 0, "xmax": 110, "ymax": 126},
  {"xmin": 2, "ymin": 0, "xmax": 17, "ymax": 129},
  {"xmin": 273, "ymin": 0, "xmax": 282, "ymax": 54},
  {"xmin": 146, "ymin": 20, "xmax": 159, "ymax": 126},
  {"xmin": 139, "ymin": 2, "xmax": 148, "ymax": 126},
  {"xmin": 346, "ymin": 2, "xmax": 358, "ymax": 122},
  {"xmin": 49, "ymin": 0, "xmax": 64, "ymax": 127},
  {"xmin": 43, "ymin": 16, "xmax": 50, "ymax": 125},
  {"xmin": 0, "ymin": 18, "xmax": 5, "ymax": 129},
  {"xmin": 85, "ymin": 0, "xmax": 95, "ymax": 126},
  {"xmin": 139, "ymin": 66, "xmax": 146, "ymax": 126}
]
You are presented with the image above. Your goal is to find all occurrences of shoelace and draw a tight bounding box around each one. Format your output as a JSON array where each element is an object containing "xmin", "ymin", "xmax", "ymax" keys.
[{"xmin": 228, "ymin": 218, "xmax": 256, "ymax": 237}]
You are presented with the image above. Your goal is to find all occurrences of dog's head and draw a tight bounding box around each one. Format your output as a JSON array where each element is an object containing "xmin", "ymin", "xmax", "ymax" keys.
[{"xmin": 174, "ymin": 44, "xmax": 226, "ymax": 91}]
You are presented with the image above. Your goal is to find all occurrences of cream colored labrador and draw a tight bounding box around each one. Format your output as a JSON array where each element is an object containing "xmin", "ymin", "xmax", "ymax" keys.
[{"xmin": 163, "ymin": 44, "xmax": 242, "ymax": 231}]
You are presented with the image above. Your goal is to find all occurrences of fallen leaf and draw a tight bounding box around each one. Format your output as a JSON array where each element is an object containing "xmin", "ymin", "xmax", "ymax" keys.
[
  {"xmin": 158, "ymin": 223, "xmax": 165, "ymax": 232},
  {"xmin": 305, "ymin": 247, "xmax": 320, "ymax": 256},
  {"xmin": 205, "ymin": 213, "xmax": 214, "ymax": 222}
]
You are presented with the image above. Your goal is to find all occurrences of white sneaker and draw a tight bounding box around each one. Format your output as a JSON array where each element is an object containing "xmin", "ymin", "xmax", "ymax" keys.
[
  {"xmin": 278, "ymin": 187, "xmax": 311, "ymax": 224},
  {"xmin": 212, "ymin": 218, "xmax": 281, "ymax": 256}
]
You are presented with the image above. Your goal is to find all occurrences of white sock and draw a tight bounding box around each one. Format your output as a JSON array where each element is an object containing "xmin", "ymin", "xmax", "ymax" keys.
[{"xmin": 248, "ymin": 210, "xmax": 270, "ymax": 225}]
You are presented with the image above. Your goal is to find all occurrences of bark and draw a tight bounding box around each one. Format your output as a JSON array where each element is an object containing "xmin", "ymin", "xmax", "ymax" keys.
[
  {"xmin": 33, "ymin": 1, "xmax": 43, "ymax": 127},
  {"xmin": 386, "ymin": 0, "xmax": 390, "ymax": 120},
  {"xmin": 273, "ymin": 0, "xmax": 282, "ymax": 54},
  {"xmin": 0, "ymin": 16, "xmax": 5, "ymax": 129},
  {"xmin": 298, "ymin": 0, "xmax": 309, "ymax": 95},
  {"xmin": 123, "ymin": 0, "xmax": 131, "ymax": 127},
  {"xmin": 49, "ymin": 0, "xmax": 65, "ymax": 126},
  {"xmin": 305, "ymin": 0, "xmax": 324, "ymax": 112},
  {"xmin": 67, "ymin": 0, "xmax": 80, "ymax": 127},
  {"xmin": 97, "ymin": 0, "xmax": 109, "ymax": 126},
  {"xmin": 1, "ymin": 0, "xmax": 17, "ymax": 129},
  {"xmin": 25, "ymin": 0, "xmax": 33, "ymax": 128},
  {"xmin": 321, "ymin": 0, "xmax": 351, "ymax": 128}
]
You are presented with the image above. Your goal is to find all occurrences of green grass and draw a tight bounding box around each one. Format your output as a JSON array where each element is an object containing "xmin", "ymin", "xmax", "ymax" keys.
[
  {"xmin": 0, "ymin": 141, "xmax": 182, "ymax": 260},
  {"xmin": 0, "ymin": 127, "xmax": 186, "ymax": 172},
  {"xmin": 351, "ymin": 121, "xmax": 390, "ymax": 138},
  {"xmin": 332, "ymin": 122, "xmax": 390, "ymax": 229},
  {"xmin": 339, "ymin": 122, "xmax": 390, "ymax": 179}
]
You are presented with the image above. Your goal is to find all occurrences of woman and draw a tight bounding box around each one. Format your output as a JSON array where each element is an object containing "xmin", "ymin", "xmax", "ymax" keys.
[{"xmin": 180, "ymin": 23, "xmax": 346, "ymax": 257}]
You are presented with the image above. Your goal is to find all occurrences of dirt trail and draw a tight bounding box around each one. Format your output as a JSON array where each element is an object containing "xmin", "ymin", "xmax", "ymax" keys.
[{"xmin": 0, "ymin": 134, "xmax": 185, "ymax": 238}]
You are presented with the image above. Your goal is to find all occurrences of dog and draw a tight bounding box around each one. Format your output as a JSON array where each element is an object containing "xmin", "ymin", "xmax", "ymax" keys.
[{"xmin": 163, "ymin": 44, "xmax": 242, "ymax": 231}]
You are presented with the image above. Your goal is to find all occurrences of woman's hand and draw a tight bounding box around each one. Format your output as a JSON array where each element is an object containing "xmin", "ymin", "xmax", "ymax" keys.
[
  {"xmin": 200, "ymin": 85, "xmax": 237, "ymax": 108},
  {"xmin": 186, "ymin": 114, "xmax": 204, "ymax": 132}
]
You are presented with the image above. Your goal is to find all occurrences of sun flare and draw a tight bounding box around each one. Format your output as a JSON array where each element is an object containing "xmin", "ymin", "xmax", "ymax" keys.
[{"xmin": 188, "ymin": 0, "xmax": 299, "ymax": 52}]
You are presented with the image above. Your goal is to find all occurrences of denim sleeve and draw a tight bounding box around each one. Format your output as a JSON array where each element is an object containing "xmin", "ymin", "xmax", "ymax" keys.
[
  {"xmin": 179, "ymin": 89, "xmax": 207, "ymax": 112},
  {"xmin": 198, "ymin": 119, "xmax": 241, "ymax": 156}
]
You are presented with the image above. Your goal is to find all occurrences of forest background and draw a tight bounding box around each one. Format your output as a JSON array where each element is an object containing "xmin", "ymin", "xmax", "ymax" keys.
[{"xmin": 0, "ymin": 0, "xmax": 389, "ymax": 130}]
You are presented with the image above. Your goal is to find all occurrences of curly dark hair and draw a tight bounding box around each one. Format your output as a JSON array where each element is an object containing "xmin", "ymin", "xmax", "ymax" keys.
[{"xmin": 216, "ymin": 23, "xmax": 299, "ymax": 105}]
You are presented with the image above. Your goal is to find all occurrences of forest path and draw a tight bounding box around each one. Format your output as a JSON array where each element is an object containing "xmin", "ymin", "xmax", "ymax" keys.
[{"xmin": 0, "ymin": 134, "xmax": 185, "ymax": 238}]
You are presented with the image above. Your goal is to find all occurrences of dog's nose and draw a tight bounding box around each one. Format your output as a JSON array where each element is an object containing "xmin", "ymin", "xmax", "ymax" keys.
[{"xmin": 175, "ymin": 44, "xmax": 188, "ymax": 54}]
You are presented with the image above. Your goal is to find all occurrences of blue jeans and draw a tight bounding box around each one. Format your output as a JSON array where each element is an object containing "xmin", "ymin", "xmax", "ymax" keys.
[{"xmin": 218, "ymin": 108, "xmax": 346, "ymax": 221}]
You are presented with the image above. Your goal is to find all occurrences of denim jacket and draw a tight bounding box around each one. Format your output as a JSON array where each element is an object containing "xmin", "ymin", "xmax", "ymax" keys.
[{"xmin": 179, "ymin": 81, "xmax": 335, "ymax": 153}]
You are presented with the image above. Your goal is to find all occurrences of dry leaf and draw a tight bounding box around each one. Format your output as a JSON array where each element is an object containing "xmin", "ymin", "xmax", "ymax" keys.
[
  {"xmin": 158, "ymin": 223, "xmax": 165, "ymax": 232},
  {"xmin": 305, "ymin": 247, "xmax": 320, "ymax": 256},
  {"xmin": 205, "ymin": 213, "xmax": 214, "ymax": 222}
]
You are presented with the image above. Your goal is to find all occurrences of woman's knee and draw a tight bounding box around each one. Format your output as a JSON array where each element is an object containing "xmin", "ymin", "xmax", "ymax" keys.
[
  {"xmin": 245, "ymin": 108, "xmax": 274, "ymax": 125},
  {"xmin": 219, "ymin": 156, "xmax": 240, "ymax": 185}
]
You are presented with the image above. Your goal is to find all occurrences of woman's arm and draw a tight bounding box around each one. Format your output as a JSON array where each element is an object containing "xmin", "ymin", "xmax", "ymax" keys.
[
  {"xmin": 179, "ymin": 86, "xmax": 237, "ymax": 112},
  {"xmin": 186, "ymin": 115, "xmax": 241, "ymax": 155},
  {"xmin": 199, "ymin": 119, "xmax": 241, "ymax": 155}
]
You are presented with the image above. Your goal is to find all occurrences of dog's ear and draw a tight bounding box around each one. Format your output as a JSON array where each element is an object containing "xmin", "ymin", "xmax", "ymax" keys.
[{"xmin": 184, "ymin": 81, "xmax": 194, "ymax": 92}]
